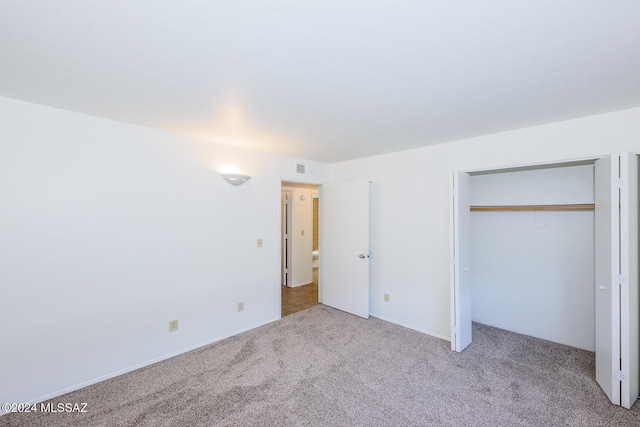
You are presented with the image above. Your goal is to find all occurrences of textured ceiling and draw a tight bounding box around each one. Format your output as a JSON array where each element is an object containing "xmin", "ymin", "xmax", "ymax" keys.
[{"xmin": 1, "ymin": 1, "xmax": 639, "ymax": 163}]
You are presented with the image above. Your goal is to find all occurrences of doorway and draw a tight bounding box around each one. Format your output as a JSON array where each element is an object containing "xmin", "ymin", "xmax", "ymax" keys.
[
  {"xmin": 281, "ymin": 182, "xmax": 319, "ymax": 317},
  {"xmin": 450, "ymin": 154, "xmax": 639, "ymax": 408},
  {"xmin": 279, "ymin": 179, "xmax": 371, "ymax": 319},
  {"xmin": 451, "ymin": 158, "xmax": 600, "ymax": 350},
  {"xmin": 470, "ymin": 161, "xmax": 595, "ymax": 350}
]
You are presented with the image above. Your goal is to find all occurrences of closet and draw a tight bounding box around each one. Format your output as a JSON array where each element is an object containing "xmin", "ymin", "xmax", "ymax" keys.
[
  {"xmin": 469, "ymin": 162, "xmax": 595, "ymax": 350},
  {"xmin": 450, "ymin": 154, "xmax": 639, "ymax": 408}
]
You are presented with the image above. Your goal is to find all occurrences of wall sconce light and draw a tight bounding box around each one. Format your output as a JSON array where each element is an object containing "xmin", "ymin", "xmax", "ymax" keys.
[{"xmin": 220, "ymin": 173, "xmax": 251, "ymax": 186}]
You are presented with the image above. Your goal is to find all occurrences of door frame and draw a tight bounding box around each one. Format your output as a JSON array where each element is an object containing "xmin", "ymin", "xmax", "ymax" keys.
[
  {"xmin": 280, "ymin": 188, "xmax": 292, "ymax": 287},
  {"xmin": 279, "ymin": 178, "xmax": 324, "ymax": 309},
  {"xmin": 450, "ymin": 155, "xmax": 604, "ymax": 349}
]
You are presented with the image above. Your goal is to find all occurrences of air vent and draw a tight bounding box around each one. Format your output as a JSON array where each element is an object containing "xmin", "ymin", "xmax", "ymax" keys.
[{"xmin": 296, "ymin": 163, "xmax": 306, "ymax": 174}]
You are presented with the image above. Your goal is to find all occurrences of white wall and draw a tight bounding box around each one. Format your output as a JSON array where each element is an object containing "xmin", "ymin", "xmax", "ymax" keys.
[
  {"xmin": 3, "ymin": 97, "xmax": 640, "ymax": 406},
  {"xmin": 281, "ymin": 182, "xmax": 317, "ymax": 287},
  {"xmin": 0, "ymin": 97, "xmax": 329, "ymax": 405},
  {"xmin": 470, "ymin": 165, "xmax": 595, "ymax": 205},
  {"xmin": 470, "ymin": 165, "xmax": 595, "ymax": 350},
  {"xmin": 329, "ymin": 107, "xmax": 640, "ymax": 341}
]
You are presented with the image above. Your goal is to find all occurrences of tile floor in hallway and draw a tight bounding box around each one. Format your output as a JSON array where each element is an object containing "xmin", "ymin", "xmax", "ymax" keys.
[{"xmin": 281, "ymin": 282, "xmax": 318, "ymax": 317}]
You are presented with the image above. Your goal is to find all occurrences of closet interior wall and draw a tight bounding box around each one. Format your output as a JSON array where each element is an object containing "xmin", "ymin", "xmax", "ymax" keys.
[{"xmin": 469, "ymin": 164, "xmax": 595, "ymax": 351}]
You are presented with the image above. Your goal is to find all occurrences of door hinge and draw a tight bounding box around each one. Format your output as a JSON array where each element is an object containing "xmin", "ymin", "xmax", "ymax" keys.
[
  {"xmin": 615, "ymin": 275, "xmax": 626, "ymax": 285},
  {"xmin": 615, "ymin": 370, "xmax": 625, "ymax": 381},
  {"xmin": 614, "ymin": 178, "xmax": 625, "ymax": 188},
  {"xmin": 452, "ymin": 326, "xmax": 459, "ymax": 334}
]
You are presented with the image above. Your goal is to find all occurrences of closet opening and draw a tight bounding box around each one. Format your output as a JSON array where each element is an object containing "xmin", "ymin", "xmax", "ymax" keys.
[
  {"xmin": 469, "ymin": 160, "xmax": 596, "ymax": 351},
  {"xmin": 450, "ymin": 154, "xmax": 639, "ymax": 408}
]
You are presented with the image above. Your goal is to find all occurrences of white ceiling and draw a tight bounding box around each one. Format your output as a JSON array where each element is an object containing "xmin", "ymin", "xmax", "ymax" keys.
[{"xmin": 1, "ymin": 1, "xmax": 639, "ymax": 163}]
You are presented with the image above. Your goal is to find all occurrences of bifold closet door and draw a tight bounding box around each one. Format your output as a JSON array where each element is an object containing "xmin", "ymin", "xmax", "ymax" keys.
[
  {"xmin": 450, "ymin": 171, "xmax": 472, "ymax": 352},
  {"xmin": 595, "ymin": 155, "xmax": 620, "ymax": 405},
  {"xmin": 595, "ymin": 154, "xmax": 640, "ymax": 409},
  {"xmin": 620, "ymin": 153, "xmax": 639, "ymax": 409}
]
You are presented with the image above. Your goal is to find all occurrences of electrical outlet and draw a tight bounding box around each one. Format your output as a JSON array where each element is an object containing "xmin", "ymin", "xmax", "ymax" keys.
[
  {"xmin": 168, "ymin": 319, "xmax": 178, "ymax": 332},
  {"xmin": 237, "ymin": 302, "xmax": 244, "ymax": 312},
  {"xmin": 384, "ymin": 293, "xmax": 390, "ymax": 302},
  {"xmin": 257, "ymin": 238, "xmax": 263, "ymax": 248}
]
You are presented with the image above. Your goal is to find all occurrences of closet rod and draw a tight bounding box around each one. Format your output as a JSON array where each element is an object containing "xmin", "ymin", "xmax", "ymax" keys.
[{"xmin": 470, "ymin": 204, "xmax": 594, "ymax": 212}]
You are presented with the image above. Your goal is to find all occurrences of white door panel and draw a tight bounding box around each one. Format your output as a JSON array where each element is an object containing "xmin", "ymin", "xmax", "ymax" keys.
[
  {"xmin": 451, "ymin": 171, "xmax": 472, "ymax": 352},
  {"xmin": 620, "ymin": 153, "xmax": 639, "ymax": 409},
  {"xmin": 595, "ymin": 155, "xmax": 620, "ymax": 405},
  {"xmin": 321, "ymin": 180, "xmax": 370, "ymax": 319}
]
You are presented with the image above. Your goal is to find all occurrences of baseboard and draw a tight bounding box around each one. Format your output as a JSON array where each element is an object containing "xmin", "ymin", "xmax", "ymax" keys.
[
  {"xmin": 7, "ymin": 313, "xmax": 449, "ymax": 414},
  {"xmin": 289, "ymin": 281, "xmax": 313, "ymax": 288},
  {"xmin": 369, "ymin": 312, "xmax": 451, "ymax": 342},
  {"xmin": 17, "ymin": 317, "xmax": 281, "ymax": 410}
]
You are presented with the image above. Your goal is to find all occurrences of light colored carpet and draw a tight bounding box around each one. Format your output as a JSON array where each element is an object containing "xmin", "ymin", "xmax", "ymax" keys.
[{"xmin": 3, "ymin": 305, "xmax": 640, "ymax": 426}]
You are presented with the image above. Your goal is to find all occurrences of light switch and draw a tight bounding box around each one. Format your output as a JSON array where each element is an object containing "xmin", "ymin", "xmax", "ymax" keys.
[
  {"xmin": 257, "ymin": 238, "xmax": 263, "ymax": 248},
  {"xmin": 301, "ymin": 230, "xmax": 304, "ymax": 236}
]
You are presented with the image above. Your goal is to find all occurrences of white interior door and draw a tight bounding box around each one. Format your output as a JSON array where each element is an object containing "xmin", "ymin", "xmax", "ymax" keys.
[
  {"xmin": 620, "ymin": 153, "xmax": 639, "ymax": 409},
  {"xmin": 450, "ymin": 171, "xmax": 472, "ymax": 352},
  {"xmin": 321, "ymin": 180, "xmax": 370, "ymax": 319},
  {"xmin": 595, "ymin": 155, "xmax": 620, "ymax": 405}
]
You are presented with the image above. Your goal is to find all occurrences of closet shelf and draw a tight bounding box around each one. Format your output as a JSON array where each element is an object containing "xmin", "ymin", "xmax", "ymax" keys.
[{"xmin": 470, "ymin": 204, "xmax": 594, "ymax": 212}]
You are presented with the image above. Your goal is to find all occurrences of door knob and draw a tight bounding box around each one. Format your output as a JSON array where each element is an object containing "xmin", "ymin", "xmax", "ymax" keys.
[{"xmin": 359, "ymin": 254, "xmax": 368, "ymax": 259}]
